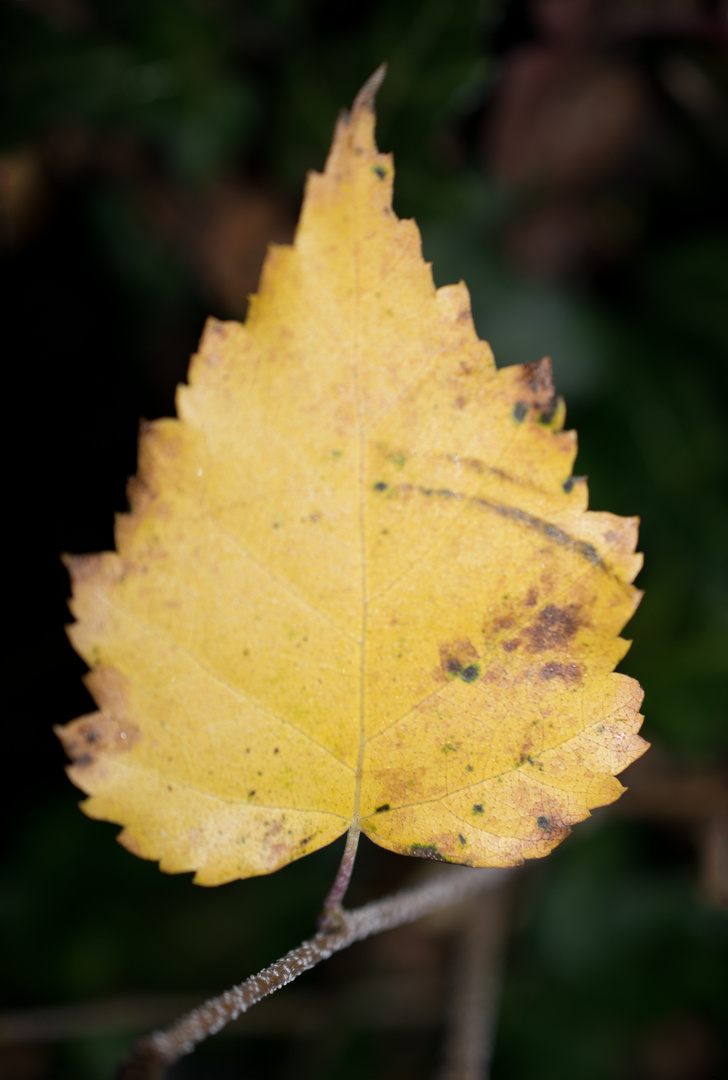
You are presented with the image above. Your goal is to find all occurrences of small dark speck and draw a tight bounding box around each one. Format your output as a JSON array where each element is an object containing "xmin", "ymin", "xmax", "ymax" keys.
[
  {"xmin": 537, "ymin": 814, "xmax": 550, "ymax": 830},
  {"xmin": 466, "ymin": 764, "xmax": 474, "ymax": 772},
  {"xmin": 372, "ymin": 165, "xmax": 386, "ymax": 179},
  {"xmin": 374, "ymin": 481, "xmax": 387, "ymax": 492},
  {"xmin": 257, "ymin": 771, "xmax": 262, "ymax": 776},
  {"xmin": 458, "ymin": 833, "xmax": 467, "ymax": 845},
  {"xmin": 248, "ymin": 790, "xmax": 256, "ymax": 797},
  {"xmin": 513, "ymin": 401, "xmax": 528, "ymax": 422},
  {"xmin": 245, "ymin": 747, "xmax": 250, "ymax": 754},
  {"xmin": 375, "ymin": 803, "xmax": 391, "ymax": 813},
  {"xmin": 273, "ymin": 747, "xmax": 279, "ymax": 754},
  {"xmin": 461, "ymin": 664, "xmax": 480, "ymax": 683},
  {"xmin": 85, "ymin": 730, "xmax": 99, "ymax": 743},
  {"xmin": 563, "ymin": 476, "xmax": 575, "ymax": 494},
  {"xmin": 300, "ymin": 836, "xmax": 312, "ymax": 845},
  {"xmin": 167, "ymin": 785, "xmax": 173, "ymax": 791},
  {"xmin": 473, "ymin": 804, "xmax": 484, "ymax": 814}
]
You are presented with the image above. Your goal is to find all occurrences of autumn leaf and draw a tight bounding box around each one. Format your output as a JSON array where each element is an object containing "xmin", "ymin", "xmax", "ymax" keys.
[{"xmin": 57, "ymin": 70, "xmax": 647, "ymax": 886}]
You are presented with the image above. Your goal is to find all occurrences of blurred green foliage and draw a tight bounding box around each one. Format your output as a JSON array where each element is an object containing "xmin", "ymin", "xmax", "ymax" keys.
[{"xmin": 2, "ymin": 1, "xmax": 726, "ymax": 1078}]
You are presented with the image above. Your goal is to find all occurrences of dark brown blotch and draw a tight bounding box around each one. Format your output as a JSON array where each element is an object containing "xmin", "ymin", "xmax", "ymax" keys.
[
  {"xmin": 438, "ymin": 639, "xmax": 480, "ymax": 682},
  {"xmin": 524, "ymin": 587, "xmax": 539, "ymax": 608},
  {"xmin": 502, "ymin": 638, "xmax": 521, "ymax": 653},
  {"xmin": 540, "ymin": 661, "xmax": 583, "ymax": 685},
  {"xmin": 525, "ymin": 604, "xmax": 580, "ymax": 652}
]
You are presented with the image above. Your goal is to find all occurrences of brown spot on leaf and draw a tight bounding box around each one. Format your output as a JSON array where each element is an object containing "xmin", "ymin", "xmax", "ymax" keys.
[
  {"xmin": 55, "ymin": 707, "xmax": 140, "ymax": 766},
  {"xmin": 410, "ymin": 843, "xmax": 450, "ymax": 862},
  {"xmin": 524, "ymin": 587, "xmax": 538, "ymax": 607},
  {"xmin": 521, "ymin": 357, "xmax": 553, "ymax": 397},
  {"xmin": 518, "ymin": 358, "xmax": 561, "ymax": 426},
  {"xmin": 538, "ymin": 398, "xmax": 560, "ymax": 425},
  {"xmin": 492, "ymin": 615, "xmax": 515, "ymax": 632},
  {"xmin": 524, "ymin": 604, "xmax": 580, "ymax": 652},
  {"xmin": 502, "ymin": 638, "xmax": 521, "ymax": 653},
  {"xmin": 534, "ymin": 814, "xmax": 571, "ymax": 843},
  {"xmin": 437, "ymin": 639, "xmax": 480, "ymax": 681},
  {"xmin": 540, "ymin": 661, "xmax": 583, "ymax": 685}
]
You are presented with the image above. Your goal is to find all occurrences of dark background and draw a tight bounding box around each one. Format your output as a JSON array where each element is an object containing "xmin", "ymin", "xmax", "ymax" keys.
[{"xmin": 2, "ymin": 1, "xmax": 727, "ymax": 1078}]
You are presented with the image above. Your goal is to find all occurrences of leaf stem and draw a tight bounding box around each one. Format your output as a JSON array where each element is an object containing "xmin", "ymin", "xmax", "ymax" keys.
[
  {"xmin": 319, "ymin": 826, "xmax": 361, "ymax": 927},
  {"xmin": 116, "ymin": 865, "xmax": 512, "ymax": 1080}
]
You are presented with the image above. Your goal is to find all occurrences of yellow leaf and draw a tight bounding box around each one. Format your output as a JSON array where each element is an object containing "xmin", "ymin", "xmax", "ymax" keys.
[{"xmin": 57, "ymin": 70, "xmax": 647, "ymax": 885}]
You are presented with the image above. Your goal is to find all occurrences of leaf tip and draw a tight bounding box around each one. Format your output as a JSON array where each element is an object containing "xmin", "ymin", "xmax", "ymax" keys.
[{"xmin": 352, "ymin": 64, "xmax": 387, "ymax": 115}]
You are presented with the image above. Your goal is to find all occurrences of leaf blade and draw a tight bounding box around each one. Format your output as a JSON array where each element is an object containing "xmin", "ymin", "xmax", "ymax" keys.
[{"xmin": 58, "ymin": 73, "xmax": 646, "ymax": 883}]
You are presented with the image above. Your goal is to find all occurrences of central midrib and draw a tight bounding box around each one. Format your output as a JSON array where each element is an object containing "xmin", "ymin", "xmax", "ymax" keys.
[{"xmin": 353, "ymin": 181, "xmax": 366, "ymax": 833}]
